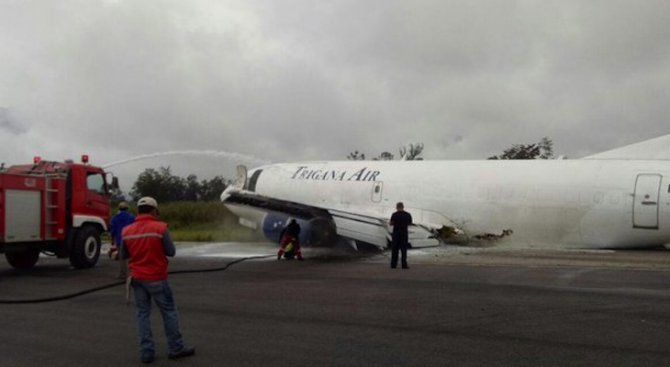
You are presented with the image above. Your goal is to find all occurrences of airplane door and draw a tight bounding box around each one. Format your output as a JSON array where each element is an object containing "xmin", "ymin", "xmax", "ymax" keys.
[
  {"xmin": 371, "ymin": 182, "xmax": 383, "ymax": 203},
  {"xmin": 235, "ymin": 165, "xmax": 248, "ymax": 190},
  {"xmin": 633, "ymin": 174, "xmax": 662, "ymax": 229},
  {"xmin": 248, "ymin": 169, "xmax": 262, "ymax": 192}
]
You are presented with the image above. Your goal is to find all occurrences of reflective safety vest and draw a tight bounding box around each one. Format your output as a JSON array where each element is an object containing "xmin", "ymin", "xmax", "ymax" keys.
[{"xmin": 122, "ymin": 214, "xmax": 169, "ymax": 281}]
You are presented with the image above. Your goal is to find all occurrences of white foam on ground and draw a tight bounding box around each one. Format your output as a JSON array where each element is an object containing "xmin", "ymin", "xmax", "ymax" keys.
[{"xmin": 175, "ymin": 242, "xmax": 275, "ymax": 259}]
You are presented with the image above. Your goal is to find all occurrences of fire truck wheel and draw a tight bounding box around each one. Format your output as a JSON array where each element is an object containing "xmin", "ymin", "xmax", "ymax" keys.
[
  {"xmin": 70, "ymin": 226, "xmax": 101, "ymax": 269},
  {"xmin": 5, "ymin": 249, "xmax": 40, "ymax": 269}
]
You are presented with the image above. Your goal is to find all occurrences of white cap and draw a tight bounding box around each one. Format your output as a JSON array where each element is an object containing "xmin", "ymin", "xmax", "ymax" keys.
[{"xmin": 137, "ymin": 196, "xmax": 158, "ymax": 209}]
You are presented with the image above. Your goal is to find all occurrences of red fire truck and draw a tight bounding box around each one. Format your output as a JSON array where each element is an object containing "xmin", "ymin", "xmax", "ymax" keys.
[{"xmin": 0, "ymin": 156, "xmax": 117, "ymax": 269}]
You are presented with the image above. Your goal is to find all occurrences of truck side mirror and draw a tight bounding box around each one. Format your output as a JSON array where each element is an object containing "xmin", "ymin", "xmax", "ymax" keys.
[{"xmin": 106, "ymin": 172, "xmax": 119, "ymax": 192}]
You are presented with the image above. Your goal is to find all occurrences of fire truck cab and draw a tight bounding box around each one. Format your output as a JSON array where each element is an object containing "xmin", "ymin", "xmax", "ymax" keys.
[{"xmin": 0, "ymin": 157, "xmax": 117, "ymax": 269}]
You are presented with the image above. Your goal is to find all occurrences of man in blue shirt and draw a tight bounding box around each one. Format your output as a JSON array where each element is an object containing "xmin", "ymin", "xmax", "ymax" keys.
[{"xmin": 109, "ymin": 201, "xmax": 135, "ymax": 278}]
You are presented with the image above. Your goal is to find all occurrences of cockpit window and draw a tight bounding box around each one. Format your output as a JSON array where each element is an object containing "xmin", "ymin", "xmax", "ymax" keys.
[{"xmin": 248, "ymin": 170, "xmax": 262, "ymax": 192}]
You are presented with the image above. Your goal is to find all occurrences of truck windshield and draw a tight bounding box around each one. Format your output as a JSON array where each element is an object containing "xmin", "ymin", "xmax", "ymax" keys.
[{"xmin": 86, "ymin": 172, "xmax": 106, "ymax": 194}]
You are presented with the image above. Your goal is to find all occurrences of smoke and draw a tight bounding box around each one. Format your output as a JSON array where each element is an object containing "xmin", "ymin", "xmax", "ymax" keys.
[
  {"xmin": 0, "ymin": 107, "xmax": 28, "ymax": 135},
  {"xmin": 102, "ymin": 150, "xmax": 271, "ymax": 169}
]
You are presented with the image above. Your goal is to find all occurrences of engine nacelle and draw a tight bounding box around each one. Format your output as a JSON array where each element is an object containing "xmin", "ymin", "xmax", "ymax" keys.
[{"xmin": 261, "ymin": 213, "xmax": 337, "ymax": 247}]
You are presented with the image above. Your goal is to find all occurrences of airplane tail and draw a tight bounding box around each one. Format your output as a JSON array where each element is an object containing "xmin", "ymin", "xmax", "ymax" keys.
[{"xmin": 583, "ymin": 134, "xmax": 670, "ymax": 160}]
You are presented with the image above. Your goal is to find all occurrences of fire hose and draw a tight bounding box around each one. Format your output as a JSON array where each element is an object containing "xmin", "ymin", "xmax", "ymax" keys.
[{"xmin": 0, "ymin": 255, "xmax": 273, "ymax": 304}]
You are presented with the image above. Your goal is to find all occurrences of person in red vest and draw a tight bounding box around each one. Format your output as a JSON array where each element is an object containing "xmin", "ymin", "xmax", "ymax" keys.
[{"xmin": 121, "ymin": 196, "xmax": 195, "ymax": 364}]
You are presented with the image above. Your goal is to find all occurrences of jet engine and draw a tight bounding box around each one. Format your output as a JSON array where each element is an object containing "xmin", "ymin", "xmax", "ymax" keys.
[{"xmin": 261, "ymin": 213, "xmax": 338, "ymax": 247}]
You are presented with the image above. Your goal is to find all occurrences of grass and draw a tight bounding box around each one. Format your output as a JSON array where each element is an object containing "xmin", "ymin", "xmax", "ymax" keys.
[
  {"xmin": 117, "ymin": 201, "xmax": 263, "ymax": 242},
  {"xmin": 168, "ymin": 222, "xmax": 262, "ymax": 242}
]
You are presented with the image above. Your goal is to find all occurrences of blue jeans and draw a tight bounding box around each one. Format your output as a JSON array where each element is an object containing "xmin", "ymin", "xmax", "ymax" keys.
[{"xmin": 132, "ymin": 279, "xmax": 185, "ymax": 356}]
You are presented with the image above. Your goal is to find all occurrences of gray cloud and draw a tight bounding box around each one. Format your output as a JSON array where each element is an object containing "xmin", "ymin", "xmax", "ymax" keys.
[
  {"xmin": 1, "ymin": 0, "xmax": 670, "ymax": 187},
  {"xmin": 0, "ymin": 107, "xmax": 28, "ymax": 135}
]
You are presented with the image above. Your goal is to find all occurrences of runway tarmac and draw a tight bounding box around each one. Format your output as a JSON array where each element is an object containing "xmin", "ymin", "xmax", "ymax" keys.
[{"xmin": 1, "ymin": 242, "xmax": 670, "ymax": 366}]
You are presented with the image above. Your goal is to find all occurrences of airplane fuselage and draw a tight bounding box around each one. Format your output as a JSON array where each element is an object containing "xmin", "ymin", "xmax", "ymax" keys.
[{"xmin": 224, "ymin": 159, "xmax": 670, "ymax": 249}]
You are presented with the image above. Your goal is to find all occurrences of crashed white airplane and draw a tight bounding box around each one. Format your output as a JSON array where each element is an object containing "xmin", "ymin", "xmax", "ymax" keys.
[{"xmin": 221, "ymin": 135, "xmax": 670, "ymax": 249}]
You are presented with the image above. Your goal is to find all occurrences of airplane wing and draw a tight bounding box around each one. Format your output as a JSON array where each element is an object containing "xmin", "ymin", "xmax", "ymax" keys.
[
  {"xmin": 223, "ymin": 188, "xmax": 439, "ymax": 249},
  {"xmin": 582, "ymin": 134, "xmax": 670, "ymax": 160},
  {"xmin": 328, "ymin": 209, "xmax": 439, "ymax": 248}
]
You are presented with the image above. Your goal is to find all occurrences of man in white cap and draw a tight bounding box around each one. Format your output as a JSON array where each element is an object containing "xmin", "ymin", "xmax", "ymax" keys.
[{"xmin": 121, "ymin": 197, "xmax": 195, "ymax": 364}]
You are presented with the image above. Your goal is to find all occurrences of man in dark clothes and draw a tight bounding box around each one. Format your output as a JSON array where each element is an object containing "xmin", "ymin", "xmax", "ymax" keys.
[{"xmin": 389, "ymin": 202, "xmax": 412, "ymax": 269}]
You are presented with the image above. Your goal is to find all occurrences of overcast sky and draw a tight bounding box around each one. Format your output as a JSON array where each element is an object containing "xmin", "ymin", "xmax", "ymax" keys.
[{"xmin": 1, "ymin": 0, "xmax": 670, "ymax": 189}]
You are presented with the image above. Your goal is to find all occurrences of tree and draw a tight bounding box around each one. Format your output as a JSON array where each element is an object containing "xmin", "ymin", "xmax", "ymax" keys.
[
  {"xmin": 537, "ymin": 137, "xmax": 554, "ymax": 159},
  {"xmin": 488, "ymin": 137, "xmax": 554, "ymax": 160},
  {"xmin": 184, "ymin": 174, "xmax": 200, "ymax": 201},
  {"xmin": 347, "ymin": 150, "xmax": 366, "ymax": 160},
  {"xmin": 347, "ymin": 143, "xmax": 424, "ymax": 161},
  {"xmin": 131, "ymin": 167, "xmax": 230, "ymax": 203},
  {"xmin": 199, "ymin": 176, "xmax": 229, "ymax": 201},
  {"xmin": 131, "ymin": 166, "xmax": 189, "ymax": 202},
  {"xmin": 399, "ymin": 143, "xmax": 424, "ymax": 160},
  {"xmin": 373, "ymin": 151, "xmax": 395, "ymax": 160}
]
